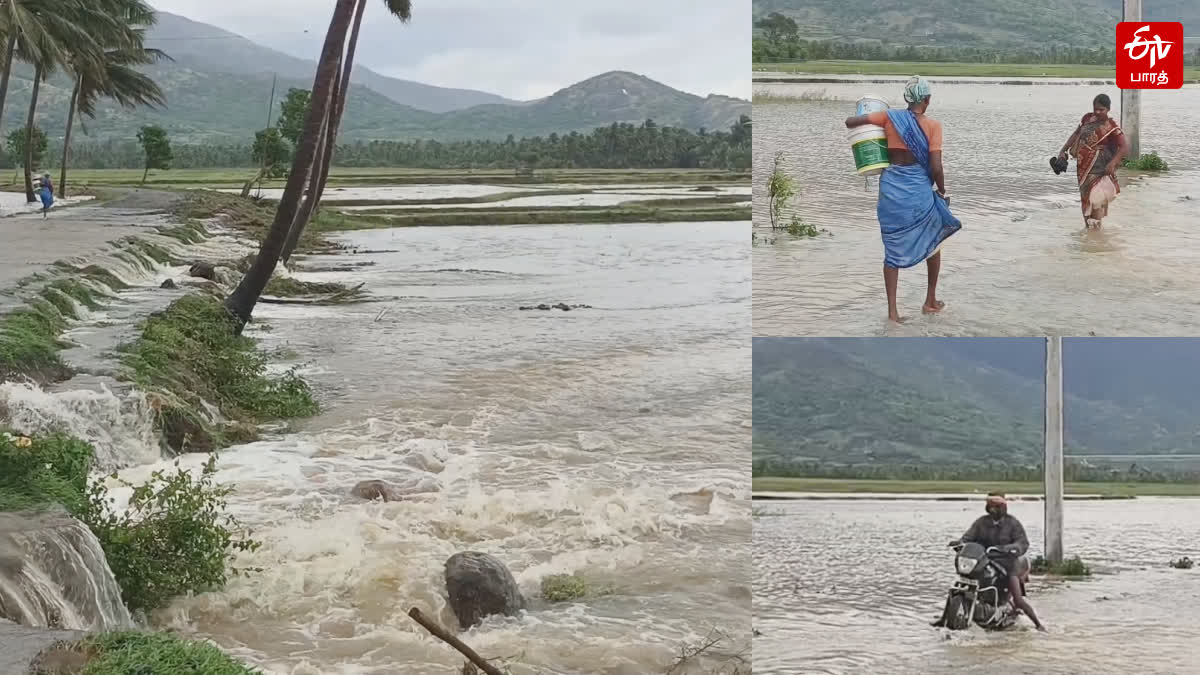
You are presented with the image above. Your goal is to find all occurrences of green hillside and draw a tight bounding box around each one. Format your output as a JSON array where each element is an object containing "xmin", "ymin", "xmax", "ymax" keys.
[
  {"xmin": 752, "ymin": 0, "xmax": 1198, "ymax": 49},
  {"xmin": 0, "ymin": 12, "xmax": 749, "ymax": 145},
  {"xmin": 752, "ymin": 338, "xmax": 1200, "ymax": 472}
]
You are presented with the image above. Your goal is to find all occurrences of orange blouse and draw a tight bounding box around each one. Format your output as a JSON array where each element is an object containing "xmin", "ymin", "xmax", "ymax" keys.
[{"xmin": 864, "ymin": 111, "xmax": 944, "ymax": 152}]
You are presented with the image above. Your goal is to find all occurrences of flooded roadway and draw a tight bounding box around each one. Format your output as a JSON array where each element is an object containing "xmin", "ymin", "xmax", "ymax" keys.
[
  {"xmin": 753, "ymin": 498, "xmax": 1200, "ymax": 674},
  {"xmin": 752, "ymin": 80, "xmax": 1200, "ymax": 337}
]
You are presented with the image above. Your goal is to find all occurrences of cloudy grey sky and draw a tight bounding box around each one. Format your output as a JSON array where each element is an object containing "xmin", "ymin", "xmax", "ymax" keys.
[{"xmin": 150, "ymin": 0, "xmax": 749, "ymax": 101}]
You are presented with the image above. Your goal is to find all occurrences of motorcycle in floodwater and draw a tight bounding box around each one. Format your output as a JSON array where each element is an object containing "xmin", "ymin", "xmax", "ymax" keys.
[{"xmin": 935, "ymin": 541, "xmax": 1026, "ymax": 631}]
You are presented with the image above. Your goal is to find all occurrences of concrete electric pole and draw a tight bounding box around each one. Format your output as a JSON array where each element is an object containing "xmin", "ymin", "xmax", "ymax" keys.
[{"xmin": 1044, "ymin": 336, "xmax": 1064, "ymax": 565}]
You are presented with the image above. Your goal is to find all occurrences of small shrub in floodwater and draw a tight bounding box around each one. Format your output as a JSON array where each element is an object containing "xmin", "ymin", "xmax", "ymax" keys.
[
  {"xmin": 1031, "ymin": 554, "xmax": 1092, "ymax": 577},
  {"xmin": 1123, "ymin": 152, "xmax": 1168, "ymax": 171},
  {"xmin": 541, "ymin": 573, "xmax": 588, "ymax": 602}
]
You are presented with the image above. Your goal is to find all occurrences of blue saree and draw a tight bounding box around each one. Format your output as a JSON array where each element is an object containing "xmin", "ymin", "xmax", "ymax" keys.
[{"xmin": 877, "ymin": 109, "xmax": 961, "ymax": 269}]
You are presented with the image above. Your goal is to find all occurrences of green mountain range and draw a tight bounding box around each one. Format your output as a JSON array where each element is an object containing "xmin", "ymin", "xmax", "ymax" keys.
[
  {"xmin": 752, "ymin": 0, "xmax": 1198, "ymax": 49},
  {"xmin": 753, "ymin": 338, "xmax": 1200, "ymax": 468},
  {"xmin": 2, "ymin": 11, "xmax": 749, "ymax": 144}
]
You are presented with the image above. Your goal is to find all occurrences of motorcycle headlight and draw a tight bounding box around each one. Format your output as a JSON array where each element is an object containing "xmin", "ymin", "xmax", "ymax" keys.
[{"xmin": 956, "ymin": 556, "xmax": 978, "ymax": 575}]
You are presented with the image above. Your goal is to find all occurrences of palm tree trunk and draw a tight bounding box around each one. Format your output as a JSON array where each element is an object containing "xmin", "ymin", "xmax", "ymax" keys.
[
  {"xmin": 280, "ymin": 0, "xmax": 365, "ymax": 262},
  {"xmin": 24, "ymin": 65, "xmax": 42, "ymax": 203},
  {"xmin": 280, "ymin": 102, "xmax": 331, "ymax": 262},
  {"xmin": 0, "ymin": 35, "xmax": 17, "ymax": 167},
  {"xmin": 60, "ymin": 75, "xmax": 81, "ymax": 199},
  {"xmin": 315, "ymin": 0, "xmax": 367, "ymax": 204},
  {"xmin": 224, "ymin": 0, "xmax": 357, "ymax": 332}
]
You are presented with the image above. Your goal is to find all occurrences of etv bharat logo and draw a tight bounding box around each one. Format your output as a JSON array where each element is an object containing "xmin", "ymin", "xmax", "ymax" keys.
[{"xmin": 1116, "ymin": 22, "xmax": 1183, "ymax": 89}]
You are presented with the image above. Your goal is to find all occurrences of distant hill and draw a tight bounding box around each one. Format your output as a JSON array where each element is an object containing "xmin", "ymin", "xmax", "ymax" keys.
[
  {"xmin": 752, "ymin": 0, "xmax": 1199, "ymax": 50},
  {"xmin": 144, "ymin": 11, "xmax": 513, "ymax": 114},
  {"xmin": 753, "ymin": 338, "xmax": 1200, "ymax": 468},
  {"xmin": 0, "ymin": 11, "xmax": 750, "ymax": 145}
]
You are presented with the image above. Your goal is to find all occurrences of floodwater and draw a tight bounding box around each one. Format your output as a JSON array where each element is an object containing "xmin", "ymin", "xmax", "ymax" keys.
[
  {"xmin": 109, "ymin": 221, "xmax": 752, "ymax": 673},
  {"xmin": 752, "ymin": 79, "xmax": 1200, "ymax": 336},
  {"xmin": 754, "ymin": 498, "xmax": 1200, "ymax": 675}
]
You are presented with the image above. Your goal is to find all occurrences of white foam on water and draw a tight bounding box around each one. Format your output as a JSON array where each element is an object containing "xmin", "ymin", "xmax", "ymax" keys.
[{"xmin": 0, "ymin": 382, "xmax": 160, "ymax": 470}]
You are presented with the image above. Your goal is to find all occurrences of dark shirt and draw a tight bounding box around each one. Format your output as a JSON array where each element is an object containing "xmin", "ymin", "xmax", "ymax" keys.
[{"xmin": 961, "ymin": 514, "xmax": 1029, "ymax": 556}]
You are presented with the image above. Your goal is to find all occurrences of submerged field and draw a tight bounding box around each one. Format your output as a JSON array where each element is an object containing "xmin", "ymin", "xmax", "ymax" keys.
[
  {"xmin": 25, "ymin": 166, "xmax": 751, "ymax": 191},
  {"xmin": 752, "ymin": 477, "xmax": 1200, "ymax": 497}
]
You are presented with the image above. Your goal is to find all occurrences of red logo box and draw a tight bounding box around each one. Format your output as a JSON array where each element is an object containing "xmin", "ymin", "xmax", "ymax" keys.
[{"xmin": 1116, "ymin": 22, "xmax": 1184, "ymax": 89}]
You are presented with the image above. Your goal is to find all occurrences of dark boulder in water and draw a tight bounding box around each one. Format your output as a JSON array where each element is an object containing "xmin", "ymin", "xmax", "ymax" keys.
[
  {"xmin": 444, "ymin": 552, "xmax": 525, "ymax": 629},
  {"xmin": 188, "ymin": 262, "xmax": 215, "ymax": 280},
  {"xmin": 350, "ymin": 479, "xmax": 403, "ymax": 502},
  {"xmin": 160, "ymin": 278, "xmax": 177, "ymax": 289}
]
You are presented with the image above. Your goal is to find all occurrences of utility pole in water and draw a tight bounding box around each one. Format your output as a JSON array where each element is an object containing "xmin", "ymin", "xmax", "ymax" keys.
[
  {"xmin": 1044, "ymin": 336, "xmax": 1064, "ymax": 565},
  {"xmin": 1122, "ymin": 0, "xmax": 1142, "ymax": 157}
]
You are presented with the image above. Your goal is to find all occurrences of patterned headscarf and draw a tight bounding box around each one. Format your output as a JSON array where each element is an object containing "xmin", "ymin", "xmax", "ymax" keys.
[{"xmin": 903, "ymin": 75, "xmax": 931, "ymax": 104}]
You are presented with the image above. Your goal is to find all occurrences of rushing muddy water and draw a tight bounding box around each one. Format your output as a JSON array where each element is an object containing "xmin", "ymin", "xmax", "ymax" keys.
[
  {"xmin": 83, "ymin": 220, "xmax": 753, "ymax": 673},
  {"xmin": 752, "ymin": 79, "xmax": 1200, "ymax": 337},
  {"xmin": 754, "ymin": 498, "xmax": 1200, "ymax": 674}
]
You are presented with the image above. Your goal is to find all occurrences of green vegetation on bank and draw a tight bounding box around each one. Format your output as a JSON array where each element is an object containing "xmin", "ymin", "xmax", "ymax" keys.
[
  {"xmin": 311, "ymin": 205, "xmax": 749, "ymax": 230},
  {"xmin": 751, "ymin": 477, "xmax": 1200, "ymax": 497},
  {"xmin": 0, "ymin": 431, "xmax": 258, "ymax": 613},
  {"xmin": 120, "ymin": 295, "xmax": 318, "ymax": 452},
  {"xmin": 0, "ymin": 299, "xmax": 72, "ymax": 383},
  {"xmin": 34, "ymin": 631, "xmax": 261, "ymax": 675}
]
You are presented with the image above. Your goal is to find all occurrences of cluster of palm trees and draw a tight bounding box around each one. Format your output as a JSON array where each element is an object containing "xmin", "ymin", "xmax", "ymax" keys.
[
  {"xmin": 225, "ymin": 0, "xmax": 411, "ymax": 329},
  {"xmin": 0, "ymin": 0, "xmax": 165, "ymax": 200}
]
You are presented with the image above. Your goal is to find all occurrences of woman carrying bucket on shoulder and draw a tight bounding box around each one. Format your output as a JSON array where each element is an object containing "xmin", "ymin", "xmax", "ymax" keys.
[{"xmin": 845, "ymin": 76, "xmax": 961, "ymax": 324}]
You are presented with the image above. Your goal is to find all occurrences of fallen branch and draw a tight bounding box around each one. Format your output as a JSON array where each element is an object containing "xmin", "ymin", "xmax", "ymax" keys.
[{"xmin": 408, "ymin": 607, "xmax": 505, "ymax": 675}]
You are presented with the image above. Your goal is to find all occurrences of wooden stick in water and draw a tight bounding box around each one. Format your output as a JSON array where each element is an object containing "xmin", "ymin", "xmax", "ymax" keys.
[{"xmin": 407, "ymin": 607, "xmax": 505, "ymax": 675}]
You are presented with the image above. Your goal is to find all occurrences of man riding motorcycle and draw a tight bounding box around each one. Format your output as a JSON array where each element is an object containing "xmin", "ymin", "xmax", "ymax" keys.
[{"xmin": 936, "ymin": 492, "xmax": 1046, "ymax": 632}]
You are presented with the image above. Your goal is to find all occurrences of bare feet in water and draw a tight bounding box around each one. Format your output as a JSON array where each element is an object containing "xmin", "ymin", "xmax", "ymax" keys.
[
  {"xmin": 922, "ymin": 300, "xmax": 946, "ymax": 314},
  {"xmin": 888, "ymin": 312, "xmax": 907, "ymax": 324}
]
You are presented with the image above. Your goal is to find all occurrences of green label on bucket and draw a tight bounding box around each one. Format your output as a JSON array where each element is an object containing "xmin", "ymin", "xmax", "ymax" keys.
[{"xmin": 852, "ymin": 138, "xmax": 888, "ymax": 170}]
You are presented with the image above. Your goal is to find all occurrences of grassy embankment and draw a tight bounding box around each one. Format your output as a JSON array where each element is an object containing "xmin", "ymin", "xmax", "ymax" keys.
[
  {"xmin": 753, "ymin": 476, "xmax": 1200, "ymax": 497},
  {"xmin": 753, "ymin": 60, "xmax": 1200, "ymax": 81}
]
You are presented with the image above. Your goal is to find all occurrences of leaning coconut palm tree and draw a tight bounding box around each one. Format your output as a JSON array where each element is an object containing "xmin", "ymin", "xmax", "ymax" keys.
[
  {"xmin": 280, "ymin": 0, "xmax": 412, "ymax": 262},
  {"xmin": 60, "ymin": 1, "xmax": 168, "ymax": 196},
  {"xmin": 9, "ymin": 1, "xmax": 112, "ymax": 200},
  {"xmin": 61, "ymin": 47, "xmax": 168, "ymax": 196},
  {"xmin": 0, "ymin": 0, "xmax": 104, "ymax": 189},
  {"xmin": 225, "ymin": 0, "xmax": 413, "ymax": 330}
]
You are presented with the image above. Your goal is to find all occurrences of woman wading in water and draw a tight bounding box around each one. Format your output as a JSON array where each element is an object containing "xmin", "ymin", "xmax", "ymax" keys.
[
  {"xmin": 846, "ymin": 76, "xmax": 961, "ymax": 324},
  {"xmin": 1058, "ymin": 93, "xmax": 1130, "ymax": 229}
]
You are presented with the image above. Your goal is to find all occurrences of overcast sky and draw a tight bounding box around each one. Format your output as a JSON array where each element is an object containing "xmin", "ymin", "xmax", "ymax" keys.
[{"xmin": 149, "ymin": 0, "xmax": 749, "ymax": 101}]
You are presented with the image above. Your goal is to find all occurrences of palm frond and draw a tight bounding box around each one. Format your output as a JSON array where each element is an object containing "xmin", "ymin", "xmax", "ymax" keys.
[{"xmin": 382, "ymin": 0, "xmax": 412, "ymax": 22}]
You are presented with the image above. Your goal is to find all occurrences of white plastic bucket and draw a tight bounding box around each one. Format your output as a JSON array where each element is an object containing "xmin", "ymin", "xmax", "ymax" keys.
[
  {"xmin": 849, "ymin": 125, "xmax": 889, "ymax": 176},
  {"xmin": 856, "ymin": 95, "xmax": 890, "ymax": 117}
]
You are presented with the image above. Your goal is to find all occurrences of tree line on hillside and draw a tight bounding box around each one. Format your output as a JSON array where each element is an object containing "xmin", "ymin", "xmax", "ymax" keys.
[
  {"xmin": 0, "ymin": 0, "xmax": 169, "ymax": 199},
  {"xmin": 8, "ymin": 115, "xmax": 752, "ymax": 172},
  {"xmin": 753, "ymin": 12, "xmax": 1200, "ymax": 66},
  {"xmin": 753, "ymin": 459, "xmax": 1200, "ymax": 484}
]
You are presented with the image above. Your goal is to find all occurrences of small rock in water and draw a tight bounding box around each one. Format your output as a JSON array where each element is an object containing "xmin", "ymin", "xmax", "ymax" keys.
[
  {"xmin": 159, "ymin": 278, "xmax": 177, "ymax": 289},
  {"xmin": 518, "ymin": 302, "xmax": 593, "ymax": 311},
  {"xmin": 188, "ymin": 262, "xmax": 216, "ymax": 280},
  {"xmin": 444, "ymin": 552, "xmax": 525, "ymax": 629},
  {"xmin": 1011, "ymin": 213, "xmax": 1028, "ymax": 222},
  {"xmin": 350, "ymin": 479, "xmax": 403, "ymax": 502}
]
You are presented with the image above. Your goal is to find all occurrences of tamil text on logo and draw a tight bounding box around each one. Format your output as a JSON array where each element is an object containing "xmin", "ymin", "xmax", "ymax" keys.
[{"xmin": 1115, "ymin": 22, "xmax": 1184, "ymax": 90}]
